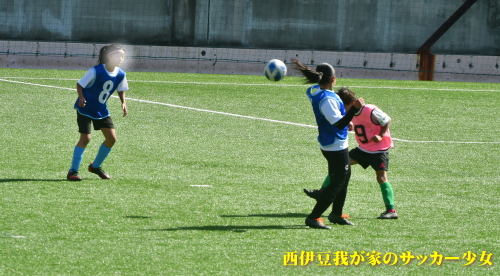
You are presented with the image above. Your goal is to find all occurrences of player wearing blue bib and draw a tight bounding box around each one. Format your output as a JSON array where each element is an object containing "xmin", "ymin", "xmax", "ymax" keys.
[
  {"xmin": 292, "ymin": 59, "xmax": 364, "ymax": 229},
  {"xmin": 306, "ymin": 84, "xmax": 348, "ymax": 147},
  {"xmin": 67, "ymin": 44, "xmax": 129, "ymax": 181},
  {"xmin": 74, "ymin": 64, "xmax": 125, "ymax": 119}
]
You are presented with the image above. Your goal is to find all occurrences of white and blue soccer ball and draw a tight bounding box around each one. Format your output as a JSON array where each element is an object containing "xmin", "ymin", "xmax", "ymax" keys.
[{"xmin": 264, "ymin": 59, "xmax": 287, "ymax": 81}]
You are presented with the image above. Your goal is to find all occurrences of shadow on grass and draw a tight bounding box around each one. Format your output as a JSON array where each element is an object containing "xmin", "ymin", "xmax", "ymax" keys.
[
  {"xmin": 124, "ymin": 216, "xmax": 152, "ymax": 219},
  {"xmin": 144, "ymin": 213, "xmax": 309, "ymax": 232},
  {"xmin": 144, "ymin": 224, "xmax": 306, "ymax": 232},
  {"xmin": 0, "ymin": 179, "xmax": 66, "ymax": 183},
  {"xmin": 220, "ymin": 213, "xmax": 308, "ymax": 218},
  {"xmin": 219, "ymin": 213, "xmax": 380, "ymax": 221}
]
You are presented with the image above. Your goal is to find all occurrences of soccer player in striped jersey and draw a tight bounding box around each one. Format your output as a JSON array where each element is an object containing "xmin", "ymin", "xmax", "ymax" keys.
[
  {"xmin": 67, "ymin": 44, "xmax": 129, "ymax": 181},
  {"xmin": 304, "ymin": 87, "xmax": 398, "ymax": 219}
]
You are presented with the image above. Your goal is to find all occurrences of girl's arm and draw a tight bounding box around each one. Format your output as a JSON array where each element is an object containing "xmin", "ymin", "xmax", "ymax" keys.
[
  {"xmin": 333, "ymin": 106, "xmax": 360, "ymax": 129},
  {"xmin": 371, "ymin": 118, "xmax": 391, "ymax": 143},
  {"xmin": 77, "ymin": 83, "xmax": 86, "ymax": 107},
  {"xmin": 76, "ymin": 68, "xmax": 95, "ymax": 108},
  {"xmin": 333, "ymin": 98, "xmax": 364, "ymax": 129},
  {"xmin": 118, "ymin": 91, "xmax": 128, "ymax": 117},
  {"xmin": 371, "ymin": 108, "xmax": 391, "ymax": 142}
]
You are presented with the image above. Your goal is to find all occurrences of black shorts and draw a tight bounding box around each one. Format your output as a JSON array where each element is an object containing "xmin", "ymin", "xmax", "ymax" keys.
[
  {"xmin": 349, "ymin": 147, "xmax": 389, "ymax": 171},
  {"xmin": 77, "ymin": 112, "xmax": 114, "ymax": 134}
]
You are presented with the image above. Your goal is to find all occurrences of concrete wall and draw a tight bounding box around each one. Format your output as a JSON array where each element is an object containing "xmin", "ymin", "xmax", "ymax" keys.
[
  {"xmin": 1, "ymin": 41, "xmax": 499, "ymax": 83},
  {"xmin": 0, "ymin": 0, "xmax": 498, "ymax": 56}
]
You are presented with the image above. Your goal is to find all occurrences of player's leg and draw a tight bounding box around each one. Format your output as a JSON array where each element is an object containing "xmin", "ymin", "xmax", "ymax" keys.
[
  {"xmin": 88, "ymin": 117, "xmax": 116, "ymax": 179},
  {"xmin": 303, "ymin": 175, "xmax": 329, "ymax": 199},
  {"xmin": 304, "ymin": 156, "xmax": 358, "ymax": 199},
  {"xmin": 76, "ymin": 133, "xmax": 91, "ymax": 148},
  {"xmin": 376, "ymin": 169, "xmax": 388, "ymax": 184},
  {"xmin": 328, "ymin": 167, "xmax": 354, "ymax": 225},
  {"xmin": 373, "ymin": 153, "xmax": 398, "ymax": 219},
  {"xmin": 376, "ymin": 169, "xmax": 395, "ymax": 211},
  {"xmin": 68, "ymin": 113, "xmax": 92, "ymax": 181},
  {"xmin": 87, "ymin": 128, "xmax": 114, "ymax": 179},
  {"xmin": 100, "ymin": 127, "xmax": 117, "ymax": 149},
  {"xmin": 68, "ymin": 133, "xmax": 91, "ymax": 181},
  {"xmin": 305, "ymin": 149, "xmax": 352, "ymax": 229},
  {"xmin": 323, "ymin": 156, "xmax": 358, "ymax": 190}
]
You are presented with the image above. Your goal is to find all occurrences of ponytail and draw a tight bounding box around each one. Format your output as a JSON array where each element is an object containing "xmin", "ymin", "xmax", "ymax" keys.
[{"xmin": 291, "ymin": 59, "xmax": 335, "ymax": 85}]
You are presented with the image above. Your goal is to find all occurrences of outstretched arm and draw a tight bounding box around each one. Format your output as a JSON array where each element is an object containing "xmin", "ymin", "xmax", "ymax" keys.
[{"xmin": 333, "ymin": 98, "xmax": 364, "ymax": 129}]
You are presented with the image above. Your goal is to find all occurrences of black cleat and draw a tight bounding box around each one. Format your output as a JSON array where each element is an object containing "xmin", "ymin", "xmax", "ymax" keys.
[
  {"xmin": 88, "ymin": 163, "xmax": 111, "ymax": 179},
  {"xmin": 377, "ymin": 210, "xmax": 399, "ymax": 219},
  {"xmin": 328, "ymin": 213, "xmax": 354, "ymax": 225},
  {"xmin": 67, "ymin": 171, "xmax": 82, "ymax": 181},
  {"xmin": 303, "ymin": 189, "xmax": 321, "ymax": 200},
  {"xmin": 305, "ymin": 217, "xmax": 331, "ymax": 229}
]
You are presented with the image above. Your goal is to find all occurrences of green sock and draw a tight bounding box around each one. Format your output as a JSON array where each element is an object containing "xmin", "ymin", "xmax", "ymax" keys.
[
  {"xmin": 320, "ymin": 175, "xmax": 330, "ymax": 190},
  {"xmin": 379, "ymin": 182, "xmax": 395, "ymax": 210}
]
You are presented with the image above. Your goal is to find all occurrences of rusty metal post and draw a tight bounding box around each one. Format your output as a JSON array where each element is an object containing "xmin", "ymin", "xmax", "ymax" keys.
[{"xmin": 417, "ymin": 0, "xmax": 478, "ymax": 81}]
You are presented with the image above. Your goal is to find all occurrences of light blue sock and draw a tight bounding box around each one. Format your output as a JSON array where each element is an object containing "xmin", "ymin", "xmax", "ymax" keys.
[
  {"xmin": 92, "ymin": 144, "xmax": 112, "ymax": 168},
  {"xmin": 70, "ymin": 146, "xmax": 85, "ymax": 172}
]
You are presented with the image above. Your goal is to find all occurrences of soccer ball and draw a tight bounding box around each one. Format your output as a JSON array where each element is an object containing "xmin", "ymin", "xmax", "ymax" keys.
[{"xmin": 264, "ymin": 59, "xmax": 287, "ymax": 81}]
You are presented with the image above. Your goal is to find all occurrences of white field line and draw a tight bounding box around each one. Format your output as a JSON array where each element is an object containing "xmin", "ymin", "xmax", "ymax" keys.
[
  {"xmin": 190, "ymin": 185, "xmax": 212, "ymax": 187},
  {"xmin": 391, "ymin": 138, "xmax": 500, "ymax": 144},
  {"xmin": 1, "ymin": 78, "xmax": 499, "ymax": 144},
  {"xmin": 1, "ymin": 76, "xmax": 500, "ymax": 92},
  {"xmin": 0, "ymin": 232, "xmax": 25, "ymax": 238},
  {"xmin": 126, "ymin": 96, "xmax": 316, "ymax": 128}
]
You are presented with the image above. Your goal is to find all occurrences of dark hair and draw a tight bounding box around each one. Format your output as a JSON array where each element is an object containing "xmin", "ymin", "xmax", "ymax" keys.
[
  {"xmin": 97, "ymin": 44, "xmax": 125, "ymax": 65},
  {"xmin": 291, "ymin": 59, "xmax": 335, "ymax": 85},
  {"xmin": 337, "ymin": 87, "xmax": 358, "ymax": 105}
]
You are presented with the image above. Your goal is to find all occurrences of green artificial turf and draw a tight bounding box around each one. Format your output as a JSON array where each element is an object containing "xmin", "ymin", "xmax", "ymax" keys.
[{"xmin": 0, "ymin": 68, "xmax": 498, "ymax": 275}]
